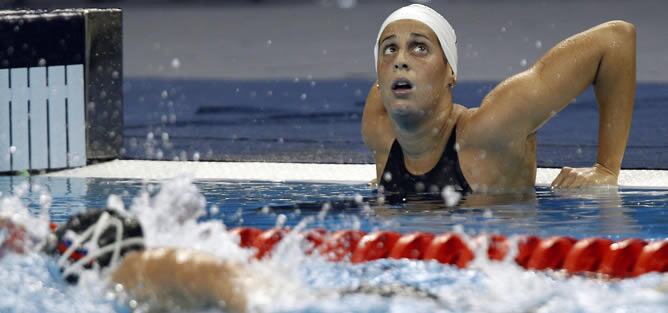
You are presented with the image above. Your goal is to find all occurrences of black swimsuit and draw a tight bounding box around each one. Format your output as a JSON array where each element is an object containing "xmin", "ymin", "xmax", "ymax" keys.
[{"xmin": 380, "ymin": 126, "xmax": 472, "ymax": 196}]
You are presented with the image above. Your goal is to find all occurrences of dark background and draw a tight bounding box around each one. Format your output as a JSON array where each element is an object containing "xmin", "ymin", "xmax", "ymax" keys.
[{"xmin": 3, "ymin": 0, "xmax": 667, "ymax": 168}]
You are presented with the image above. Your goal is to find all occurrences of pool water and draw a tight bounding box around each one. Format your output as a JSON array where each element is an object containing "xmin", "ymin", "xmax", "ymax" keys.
[{"xmin": 2, "ymin": 175, "xmax": 668, "ymax": 313}]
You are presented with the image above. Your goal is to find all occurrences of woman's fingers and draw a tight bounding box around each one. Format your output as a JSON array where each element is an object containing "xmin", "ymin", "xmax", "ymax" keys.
[
  {"xmin": 551, "ymin": 167, "xmax": 572, "ymax": 188},
  {"xmin": 570, "ymin": 174, "xmax": 587, "ymax": 188},
  {"xmin": 560, "ymin": 172, "xmax": 578, "ymax": 188},
  {"xmin": 552, "ymin": 166, "xmax": 618, "ymax": 189}
]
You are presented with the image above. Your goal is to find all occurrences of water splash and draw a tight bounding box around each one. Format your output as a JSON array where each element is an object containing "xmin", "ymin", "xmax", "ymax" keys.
[
  {"xmin": 2, "ymin": 179, "xmax": 668, "ymax": 312},
  {"xmin": 129, "ymin": 175, "xmax": 252, "ymax": 263}
]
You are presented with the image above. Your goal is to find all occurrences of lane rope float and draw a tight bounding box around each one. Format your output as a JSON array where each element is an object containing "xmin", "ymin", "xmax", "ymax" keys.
[{"xmin": 231, "ymin": 227, "xmax": 668, "ymax": 279}]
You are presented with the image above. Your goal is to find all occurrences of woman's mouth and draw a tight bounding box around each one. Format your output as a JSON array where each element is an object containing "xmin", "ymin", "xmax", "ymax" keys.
[{"xmin": 391, "ymin": 78, "xmax": 414, "ymax": 96}]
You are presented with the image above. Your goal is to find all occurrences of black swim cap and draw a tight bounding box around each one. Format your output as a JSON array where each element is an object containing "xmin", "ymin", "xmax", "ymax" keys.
[{"xmin": 50, "ymin": 208, "xmax": 144, "ymax": 284}]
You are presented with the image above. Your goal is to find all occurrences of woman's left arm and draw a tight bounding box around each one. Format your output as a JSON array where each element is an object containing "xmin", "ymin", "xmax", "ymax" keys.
[{"xmin": 468, "ymin": 21, "xmax": 636, "ymax": 188}]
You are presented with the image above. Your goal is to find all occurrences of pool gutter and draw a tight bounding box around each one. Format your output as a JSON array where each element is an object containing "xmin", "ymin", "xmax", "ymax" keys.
[{"xmin": 38, "ymin": 159, "xmax": 668, "ymax": 188}]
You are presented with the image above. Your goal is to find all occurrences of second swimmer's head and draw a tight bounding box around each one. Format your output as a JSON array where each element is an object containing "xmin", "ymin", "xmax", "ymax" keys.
[{"xmin": 49, "ymin": 208, "xmax": 144, "ymax": 284}]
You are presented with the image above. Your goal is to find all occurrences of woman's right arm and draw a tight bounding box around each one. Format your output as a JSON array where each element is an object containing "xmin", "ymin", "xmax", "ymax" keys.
[{"xmin": 361, "ymin": 82, "xmax": 395, "ymax": 181}]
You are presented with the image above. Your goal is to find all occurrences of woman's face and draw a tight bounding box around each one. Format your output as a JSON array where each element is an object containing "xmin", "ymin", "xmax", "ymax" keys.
[{"xmin": 377, "ymin": 19, "xmax": 453, "ymax": 125}]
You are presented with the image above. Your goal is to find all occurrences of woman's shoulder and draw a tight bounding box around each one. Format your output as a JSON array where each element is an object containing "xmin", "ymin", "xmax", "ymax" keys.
[{"xmin": 454, "ymin": 105, "xmax": 489, "ymax": 145}]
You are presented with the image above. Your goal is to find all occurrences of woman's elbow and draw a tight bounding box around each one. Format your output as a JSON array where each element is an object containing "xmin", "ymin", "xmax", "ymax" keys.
[{"xmin": 601, "ymin": 20, "xmax": 636, "ymax": 41}]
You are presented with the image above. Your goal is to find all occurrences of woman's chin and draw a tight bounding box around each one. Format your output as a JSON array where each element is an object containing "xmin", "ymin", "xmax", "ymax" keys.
[
  {"xmin": 387, "ymin": 104, "xmax": 429, "ymax": 129},
  {"xmin": 388, "ymin": 102, "xmax": 425, "ymax": 117}
]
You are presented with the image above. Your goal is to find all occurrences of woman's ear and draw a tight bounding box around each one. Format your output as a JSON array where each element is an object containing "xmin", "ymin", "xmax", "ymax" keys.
[{"xmin": 446, "ymin": 65, "xmax": 456, "ymax": 88}]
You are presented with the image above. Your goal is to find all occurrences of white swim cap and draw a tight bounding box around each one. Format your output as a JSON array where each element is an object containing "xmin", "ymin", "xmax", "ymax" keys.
[{"xmin": 374, "ymin": 4, "xmax": 458, "ymax": 80}]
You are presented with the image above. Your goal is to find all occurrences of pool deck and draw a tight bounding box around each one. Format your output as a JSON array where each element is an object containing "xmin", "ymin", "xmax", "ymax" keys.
[{"xmin": 43, "ymin": 160, "xmax": 668, "ymax": 188}]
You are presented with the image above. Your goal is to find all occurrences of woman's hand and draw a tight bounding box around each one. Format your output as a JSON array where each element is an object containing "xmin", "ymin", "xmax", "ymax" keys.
[{"xmin": 551, "ymin": 163, "xmax": 618, "ymax": 189}]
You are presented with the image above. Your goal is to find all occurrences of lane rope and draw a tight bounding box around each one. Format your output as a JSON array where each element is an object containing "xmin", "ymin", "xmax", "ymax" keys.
[
  {"xmin": 6, "ymin": 222, "xmax": 663, "ymax": 279},
  {"xmin": 232, "ymin": 227, "xmax": 668, "ymax": 279}
]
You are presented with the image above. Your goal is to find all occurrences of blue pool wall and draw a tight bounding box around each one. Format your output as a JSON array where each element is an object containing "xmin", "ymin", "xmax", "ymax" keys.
[{"xmin": 123, "ymin": 78, "xmax": 668, "ymax": 169}]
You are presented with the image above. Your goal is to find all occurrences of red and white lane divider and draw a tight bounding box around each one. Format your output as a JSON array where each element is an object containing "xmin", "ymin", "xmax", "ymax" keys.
[{"xmin": 232, "ymin": 227, "xmax": 668, "ymax": 279}]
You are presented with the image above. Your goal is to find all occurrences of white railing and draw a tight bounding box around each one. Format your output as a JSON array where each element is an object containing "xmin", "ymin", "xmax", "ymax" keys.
[{"xmin": 0, "ymin": 64, "xmax": 86, "ymax": 172}]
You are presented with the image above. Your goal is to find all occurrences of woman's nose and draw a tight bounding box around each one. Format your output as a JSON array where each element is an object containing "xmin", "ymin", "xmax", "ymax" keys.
[{"xmin": 394, "ymin": 62, "xmax": 409, "ymax": 70}]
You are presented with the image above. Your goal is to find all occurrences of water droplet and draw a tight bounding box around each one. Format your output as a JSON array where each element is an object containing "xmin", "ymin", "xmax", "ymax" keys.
[
  {"xmin": 520, "ymin": 58, "xmax": 528, "ymax": 67},
  {"xmin": 171, "ymin": 58, "xmax": 180, "ymax": 69},
  {"xmin": 193, "ymin": 151, "xmax": 200, "ymax": 161},
  {"xmin": 161, "ymin": 132, "xmax": 169, "ymax": 142},
  {"xmin": 266, "ymin": 39, "xmax": 272, "ymax": 47},
  {"xmin": 383, "ymin": 172, "xmax": 392, "ymax": 182},
  {"xmin": 300, "ymin": 93, "xmax": 307, "ymax": 100},
  {"xmin": 337, "ymin": 0, "xmax": 357, "ymax": 9},
  {"xmin": 39, "ymin": 192, "xmax": 51, "ymax": 210},
  {"xmin": 483, "ymin": 210, "xmax": 493, "ymax": 218},
  {"xmin": 442, "ymin": 185, "xmax": 462, "ymax": 207},
  {"xmin": 275, "ymin": 214, "xmax": 287, "ymax": 227},
  {"xmin": 267, "ymin": 90, "xmax": 273, "ymax": 96},
  {"xmin": 38, "ymin": 58, "xmax": 46, "ymax": 66},
  {"xmin": 318, "ymin": 202, "xmax": 332, "ymax": 220},
  {"xmin": 9, "ymin": 146, "xmax": 16, "ymax": 154},
  {"xmin": 500, "ymin": 26, "xmax": 507, "ymax": 32},
  {"xmin": 354, "ymin": 193, "xmax": 364, "ymax": 204},
  {"xmin": 535, "ymin": 40, "xmax": 542, "ymax": 49},
  {"xmin": 114, "ymin": 284, "xmax": 124, "ymax": 293},
  {"xmin": 161, "ymin": 90, "xmax": 168, "ymax": 99},
  {"xmin": 146, "ymin": 132, "xmax": 154, "ymax": 140},
  {"xmin": 415, "ymin": 182, "xmax": 425, "ymax": 192}
]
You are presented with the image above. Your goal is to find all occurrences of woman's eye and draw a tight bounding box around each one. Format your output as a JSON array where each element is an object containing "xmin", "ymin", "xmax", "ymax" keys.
[
  {"xmin": 383, "ymin": 46, "xmax": 396, "ymax": 55},
  {"xmin": 413, "ymin": 44, "xmax": 428, "ymax": 54}
]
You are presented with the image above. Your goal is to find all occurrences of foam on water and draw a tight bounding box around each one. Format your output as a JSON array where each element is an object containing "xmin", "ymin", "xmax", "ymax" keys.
[
  {"xmin": 0, "ymin": 185, "xmax": 119, "ymax": 313},
  {"xmin": 128, "ymin": 175, "xmax": 253, "ymax": 263},
  {"xmin": 2, "ymin": 177, "xmax": 668, "ymax": 313}
]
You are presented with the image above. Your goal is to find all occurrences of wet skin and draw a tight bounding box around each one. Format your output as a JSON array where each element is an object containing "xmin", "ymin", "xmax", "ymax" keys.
[{"xmin": 362, "ymin": 19, "xmax": 636, "ymax": 193}]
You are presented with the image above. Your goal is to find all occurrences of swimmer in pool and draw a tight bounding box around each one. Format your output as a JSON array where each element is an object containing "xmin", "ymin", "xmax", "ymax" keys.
[
  {"xmin": 1, "ymin": 209, "xmax": 443, "ymax": 313},
  {"xmin": 362, "ymin": 4, "xmax": 636, "ymax": 195},
  {"xmin": 1, "ymin": 210, "xmax": 249, "ymax": 312}
]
